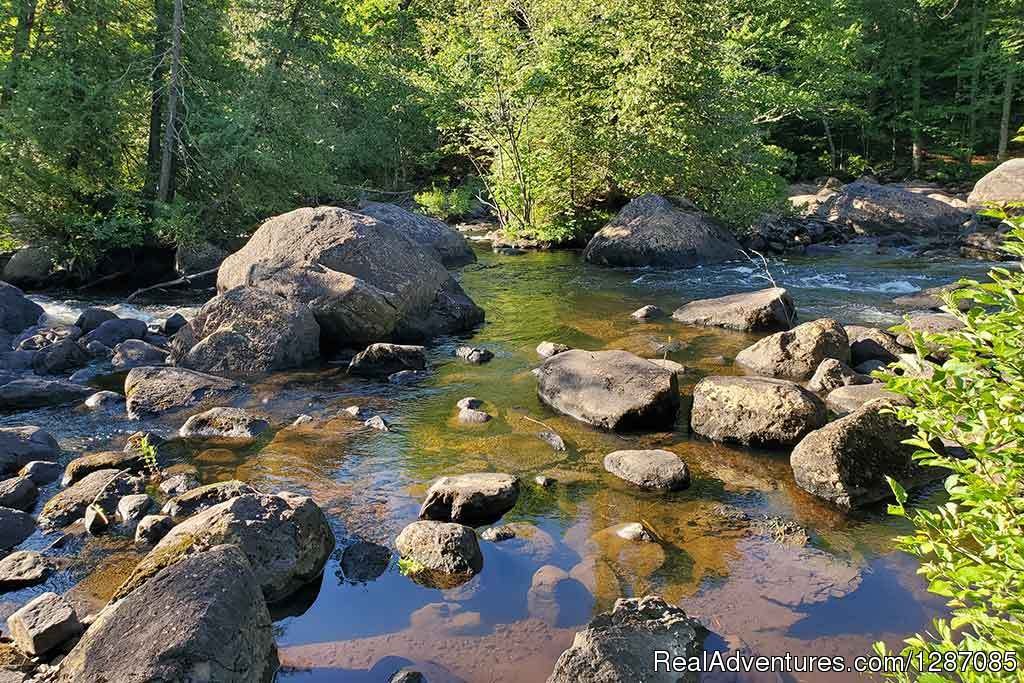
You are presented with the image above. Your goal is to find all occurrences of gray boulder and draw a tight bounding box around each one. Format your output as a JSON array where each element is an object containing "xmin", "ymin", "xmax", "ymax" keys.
[
  {"xmin": 0, "ymin": 506, "xmax": 35, "ymax": 552},
  {"xmin": 673, "ymin": 287, "xmax": 795, "ymax": 332},
  {"xmin": 135, "ymin": 514, "xmax": 174, "ymax": 545},
  {"xmin": 62, "ymin": 450, "xmax": 146, "ymax": 487},
  {"xmin": 348, "ymin": 343, "xmax": 427, "ymax": 378},
  {"xmin": 0, "ymin": 378, "xmax": 91, "ymax": 411},
  {"xmin": 791, "ymin": 400, "xmax": 941, "ymax": 508},
  {"xmin": 216, "ymin": 207, "xmax": 483, "ymax": 346},
  {"xmin": 806, "ymin": 358, "xmax": 874, "ymax": 394},
  {"xmin": 0, "ymin": 551, "xmax": 50, "ymax": 591},
  {"xmin": 825, "ymin": 383, "xmax": 910, "ymax": 416},
  {"xmin": 179, "ymin": 407, "xmax": 270, "ymax": 441},
  {"xmin": 2, "ymin": 248, "xmax": 51, "ymax": 288},
  {"xmin": 0, "ymin": 426, "xmax": 59, "ymax": 476},
  {"xmin": 6, "ymin": 592, "xmax": 80, "ymax": 657},
  {"xmin": 419, "ymin": 473, "xmax": 520, "ymax": 525},
  {"xmin": 0, "ymin": 282, "xmax": 43, "ymax": 335},
  {"xmin": 82, "ymin": 318, "xmax": 148, "ymax": 348},
  {"xmin": 124, "ymin": 366, "xmax": 244, "ymax": 419},
  {"xmin": 169, "ymin": 286, "xmax": 320, "ymax": 375},
  {"xmin": 116, "ymin": 492, "xmax": 334, "ymax": 604},
  {"xmin": 111, "ymin": 339, "xmax": 168, "ymax": 369},
  {"xmin": 73, "ymin": 307, "xmax": 118, "ymax": 334},
  {"xmin": 358, "ymin": 201, "xmax": 476, "ymax": 268},
  {"xmin": 691, "ymin": 376, "xmax": 827, "ymax": 447},
  {"xmin": 735, "ymin": 318, "xmax": 850, "ymax": 381},
  {"xmin": 845, "ymin": 325, "xmax": 903, "ymax": 365},
  {"xmin": 31, "ymin": 338, "xmax": 88, "ymax": 375},
  {"xmin": 547, "ymin": 595, "xmax": 705, "ymax": 683},
  {"xmin": 603, "ymin": 450, "xmax": 690, "ymax": 491},
  {"xmin": 161, "ymin": 480, "xmax": 257, "ymax": 522},
  {"xmin": 0, "ymin": 477, "xmax": 36, "ymax": 512},
  {"xmin": 395, "ymin": 520, "xmax": 482, "ymax": 589},
  {"xmin": 816, "ymin": 181, "xmax": 969, "ymax": 235},
  {"xmin": 583, "ymin": 195, "xmax": 740, "ymax": 268},
  {"xmin": 537, "ymin": 350, "xmax": 679, "ymax": 431},
  {"xmin": 56, "ymin": 545, "xmax": 277, "ymax": 683},
  {"xmin": 968, "ymin": 158, "xmax": 1024, "ymax": 206}
]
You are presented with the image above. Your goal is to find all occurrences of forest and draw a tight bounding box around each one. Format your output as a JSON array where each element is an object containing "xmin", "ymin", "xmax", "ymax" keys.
[{"xmin": 0, "ymin": 0, "xmax": 1021, "ymax": 269}]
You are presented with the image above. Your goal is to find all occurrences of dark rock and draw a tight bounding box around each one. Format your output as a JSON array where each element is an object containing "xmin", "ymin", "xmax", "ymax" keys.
[
  {"xmin": 18, "ymin": 460, "xmax": 61, "ymax": 486},
  {"xmin": 854, "ymin": 359, "xmax": 889, "ymax": 374},
  {"xmin": 390, "ymin": 670, "xmax": 427, "ymax": 683},
  {"xmin": 0, "ymin": 350, "xmax": 35, "ymax": 371},
  {"xmin": 175, "ymin": 241, "xmax": 228, "ymax": 275},
  {"xmin": 179, "ymin": 407, "xmax": 270, "ymax": 441},
  {"xmin": 0, "ymin": 378, "xmax": 91, "ymax": 411},
  {"xmin": 0, "ymin": 551, "xmax": 50, "ymax": 591},
  {"xmin": 169, "ymin": 286, "xmax": 320, "ymax": 375},
  {"xmin": 546, "ymin": 595, "xmax": 705, "ymax": 683},
  {"xmin": 583, "ymin": 194, "xmax": 741, "ymax": 268},
  {"xmin": 161, "ymin": 480, "xmax": 257, "ymax": 522},
  {"xmin": 456, "ymin": 397, "xmax": 483, "ymax": 410},
  {"xmin": 0, "ymin": 507, "xmax": 35, "ymax": 552},
  {"xmin": 90, "ymin": 471, "xmax": 146, "ymax": 522},
  {"xmin": 57, "ymin": 545, "xmax": 277, "ymax": 683},
  {"xmin": 537, "ymin": 350, "xmax": 679, "ymax": 431},
  {"xmin": 161, "ymin": 312, "xmax": 188, "ymax": 336},
  {"xmin": 82, "ymin": 318, "xmax": 148, "ymax": 348},
  {"xmin": 735, "ymin": 318, "xmax": 850, "ymax": 381},
  {"xmin": 5, "ymin": 592, "xmax": 81, "ymax": 657},
  {"xmin": 216, "ymin": 206, "xmax": 483, "ymax": 346},
  {"xmin": 388, "ymin": 369, "xmax": 428, "ymax": 385},
  {"xmin": 419, "ymin": 473, "xmax": 520, "ymax": 526},
  {"xmin": 0, "ymin": 282, "xmax": 43, "ymax": 335},
  {"xmin": 124, "ymin": 366, "xmax": 245, "ymax": 419},
  {"xmin": 791, "ymin": 400, "xmax": 942, "ymax": 508},
  {"xmin": 691, "ymin": 376, "xmax": 827, "ymax": 447},
  {"xmin": 358, "ymin": 201, "xmax": 476, "ymax": 268},
  {"xmin": 673, "ymin": 287, "xmax": 795, "ymax": 332},
  {"xmin": 73, "ymin": 308, "xmax": 118, "ymax": 334},
  {"xmin": 845, "ymin": 325, "xmax": 903, "ymax": 365},
  {"xmin": 0, "ymin": 477, "xmax": 36, "ymax": 512},
  {"xmin": 340, "ymin": 541, "xmax": 391, "ymax": 584},
  {"xmin": 395, "ymin": 520, "xmax": 483, "ymax": 588},
  {"xmin": 349, "ymin": 343, "xmax": 427, "ymax": 378},
  {"xmin": 30, "ymin": 338, "xmax": 88, "ymax": 375},
  {"xmin": 111, "ymin": 339, "xmax": 168, "ymax": 369},
  {"xmin": 16, "ymin": 324, "xmax": 80, "ymax": 351},
  {"xmin": 0, "ymin": 426, "xmax": 60, "ymax": 476},
  {"xmin": 603, "ymin": 449, "xmax": 690, "ymax": 491}
]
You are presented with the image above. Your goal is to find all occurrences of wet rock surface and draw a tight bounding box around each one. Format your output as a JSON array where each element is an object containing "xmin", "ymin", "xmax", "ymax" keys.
[{"xmin": 419, "ymin": 473, "xmax": 520, "ymax": 526}]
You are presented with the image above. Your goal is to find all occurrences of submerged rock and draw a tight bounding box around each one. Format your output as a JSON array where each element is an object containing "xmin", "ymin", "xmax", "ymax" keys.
[
  {"xmin": 419, "ymin": 473, "xmax": 520, "ymax": 526},
  {"xmin": 57, "ymin": 545, "xmax": 277, "ymax": 683},
  {"xmin": 119, "ymin": 492, "xmax": 334, "ymax": 604},
  {"xmin": 358, "ymin": 201, "xmax": 476, "ymax": 268},
  {"xmin": 6, "ymin": 591, "xmax": 81, "ymax": 657},
  {"xmin": 691, "ymin": 376, "xmax": 827, "ymax": 447},
  {"xmin": 547, "ymin": 595, "xmax": 705, "ymax": 683},
  {"xmin": 603, "ymin": 450, "xmax": 690, "ymax": 491},
  {"xmin": 527, "ymin": 564, "xmax": 594, "ymax": 627},
  {"xmin": 0, "ymin": 426, "xmax": 59, "ymax": 476},
  {"xmin": 673, "ymin": 287, "xmax": 795, "ymax": 332},
  {"xmin": 179, "ymin": 407, "xmax": 271, "ymax": 441},
  {"xmin": 583, "ymin": 194, "xmax": 740, "ymax": 268},
  {"xmin": 735, "ymin": 318, "xmax": 850, "ymax": 381},
  {"xmin": 124, "ymin": 366, "xmax": 244, "ymax": 419},
  {"xmin": 340, "ymin": 541, "xmax": 391, "ymax": 584},
  {"xmin": 455, "ymin": 345, "xmax": 494, "ymax": 364},
  {"xmin": 217, "ymin": 206, "xmax": 483, "ymax": 346},
  {"xmin": 791, "ymin": 400, "xmax": 941, "ymax": 509},
  {"xmin": 170, "ymin": 286, "xmax": 320, "ymax": 375},
  {"xmin": 349, "ymin": 343, "xmax": 427, "ymax": 378},
  {"xmin": 537, "ymin": 350, "xmax": 679, "ymax": 431},
  {"xmin": 395, "ymin": 520, "xmax": 483, "ymax": 589}
]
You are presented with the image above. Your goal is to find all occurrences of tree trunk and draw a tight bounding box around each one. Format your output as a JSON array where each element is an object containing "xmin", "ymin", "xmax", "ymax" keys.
[
  {"xmin": 2, "ymin": 0, "xmax": 39, "ymax": 107},
  {"xmin": 157, "ymin": 0, "xmax": 184, "ymax": 204},
  {"xmin": 997, "ymin": 63, "xmax": 1017, "ymax": 161},
  {"xmin": 910, "ymin": 5, "xmax": 923, "ymax": 175},
  {"xmin": 144, "ymin": 0, "xmax": 171, "ymax": 207},
  {"xmin": 823, "ymin": 118, "xmax": 837, "ymax": 172}
]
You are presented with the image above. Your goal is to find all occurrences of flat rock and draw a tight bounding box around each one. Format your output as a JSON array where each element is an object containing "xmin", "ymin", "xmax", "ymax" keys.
[
  {"xmin": 62, "ymin": 450, "xmax": 146, "ymax": 487},
  {"xmin": 603, "ymin": 450, "xmax": 690, "ymax": 491},
  {"xmin": 56, "ymin": 545, "xmax": 276, "ymax": 683},
  {"xmin": 419, "ymin": 473, "xmax": 520, "ymax": 526},
  {"xmin": 537, "ymin": 350, "xmax": 679, "ymax": 431},
  {"xmin": 179, "ymin": 407, "xmax": 271, "ymax": 441},
  {"xmin": 691, "ymin": 376, "xmax": 827, "ymax": 447},
  {"xmin": 6, "ymin": 592, "xmax": 81, "ymax": 657},
  {"xmin": 395, "ymin": 520, "xmax": 483, "ymax": 589},
  {"xmin": 0, "ymin": 427, "xmax": 60, "ymax": 476},
  {"xmin": 349, "ymin": 343, "xmax": 427, "ymax": 377},
  {"xmin": 546, "ymin": 595, "xmax": 705, "ymax": 683},
  {"xmin": 161, "ymin": 480, "xmax": 257, "ymax": 522},
  {"xmin": 0, "ymin": 477, "xmax": 36, "ymax": 512},
  {"xmin": 735, "ymin": 318, "xmax": 849, "ymax": 381},
  {"xmin": 672, "ymin": 287, "xmax": 795, "ymax": 332},
  {"xmin": 791, "ymin": 400, "xmax": 941, "ymax": 508},
  {"xmin": 0, "ymin": 551, "xmax": 50, "ymax": 591},
  {"xmin": 0, "ymin": 379, "xmax": 91, "ymax": 411},
  {"xmin": 825, "ymin": 383, "xmax": 909, "ymax": 416},
  {"xmin": 124, "ymin": 366, "xmax": 244, "ymax": 419}
]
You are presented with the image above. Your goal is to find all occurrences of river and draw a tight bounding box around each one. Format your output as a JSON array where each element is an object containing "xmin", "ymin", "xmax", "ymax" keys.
[{"xmin": 0, "ymin": 243, "xmax": 995, "ymax": 682}]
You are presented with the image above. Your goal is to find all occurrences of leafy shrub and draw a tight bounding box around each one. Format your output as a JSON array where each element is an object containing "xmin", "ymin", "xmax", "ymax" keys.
[{"xmin": 877, "ymin": 205, "xmax": 1024, "ymax": 681}]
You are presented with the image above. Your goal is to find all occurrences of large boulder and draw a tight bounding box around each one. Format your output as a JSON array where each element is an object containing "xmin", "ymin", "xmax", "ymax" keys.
[
  {"xmin": 73, "ymin": 307, "xmax": 118, "ymax": 334},
  {"xmin": 537, "ymin": 350, "xmax": 679, "ymax": 431},
  {"xmin": 0, "ymin": 282, "xmax": 41, "ymax": 335},
  {"xmin": 0, "ymin": 476, "xmax": 36, "ymax": 512},
  {"xmin": 179, "ymin": 407, "xmax": 271, "ymax": 441},
  {"xmin": 0, "ymin": 426, "xmax": 59, "ymax": 476},
  {"xmin": 968, "ymin": 158, "xmax": 1024, "ymax": 206},
  {"xmin": 394, "ymin": 520, "xmax": 483, "ymax": 589},
  {"xmin": 547, "ymin": 595, "xmax": 705, "ymax": 683},
  {"xmin": 791, "ymin": 400, "xmax": 941, "ymax": 508},
  {"xmin": 691, "ymin": 376, "xmax": 827, "ymax": 447},
  {"xmin": 845, "ymin": 325, "xmax": 903, "ymax": 365},
  {"xmin": 816, "ymin": 181, "xmax": 969, "ymax": 235},
  {"xmin": 31, "ymin": 338, "xmax": 89, "ymax": 375},
  {"xmin": 673, "ymin": 287, "xmax": 795, "ymax": 332},
  {"xmin": 419, "ymin": 473, "xmax": 520, "ymax": 526},
  {"xmin": 117, "ymin": 492, "xmax": 334, "ymax": 604},
  {"xmin": 735, "ymin": 318, "xmax": 850, "ymax": 381},
  {"xmin": 170, "ymin": 286, "xmax": 320, "ymax": 375},
  {"xmin": 0, "ymin": 282, "xmax": 43, "ymax": 336},
  {"xmin": 582, "ymin": 195, "xmax": 741, "ymax": 268},
  {"xmin": 1, "ymin": 248, "xmax": 51, "ymax": 288},
  {"xmin": 216, "ymin": 207, "xmax": 483, "ymax": 346},
  {"xmin": 0, "ymin": 506, "xmax": 35, "ymax": 552},
  {"xmin": 111, "ymin": 339, "xmax": 168, "ymax": 369},
  {"xmin": 57, "ymin": 545, "xmax": 277, "ymax": 683},
  {"xmin": 0, "ymin": 378, "xmax": 91, "ymax": 411},
  {"xmin": 124, "ymin": 366, "xmax": 245, "ymax": 419},
  {"xmin": 358, "ymin": 201, "xmax": 476, "ymax": 267},
  {"xmin": 348, "ymin": 343, "xmax": 426, "ymax": 378},
  {"xmin": 603, "ymin": 450, "xmax": 690, "ymax": 491}
]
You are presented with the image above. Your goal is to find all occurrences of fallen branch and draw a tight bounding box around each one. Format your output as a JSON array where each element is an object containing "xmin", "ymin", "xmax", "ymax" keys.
[
  {"xmin": 125, "ymin": 267, "xmax": 218, "ymax": 302},
  {"xmin": 77, "ymin": 269, "xmax": 130, "ymax": 291}
]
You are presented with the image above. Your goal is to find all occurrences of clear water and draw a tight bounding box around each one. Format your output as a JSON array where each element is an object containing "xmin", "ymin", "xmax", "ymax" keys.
[{"xmin": 1, "ymin": 245, "xmax": 996, "ymax": 683}]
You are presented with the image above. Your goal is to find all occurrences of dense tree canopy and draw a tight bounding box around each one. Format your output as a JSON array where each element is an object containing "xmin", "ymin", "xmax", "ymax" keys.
[{"xmin": 0, "ymin": 0, "xmax": 1021, "ymax": 264}]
